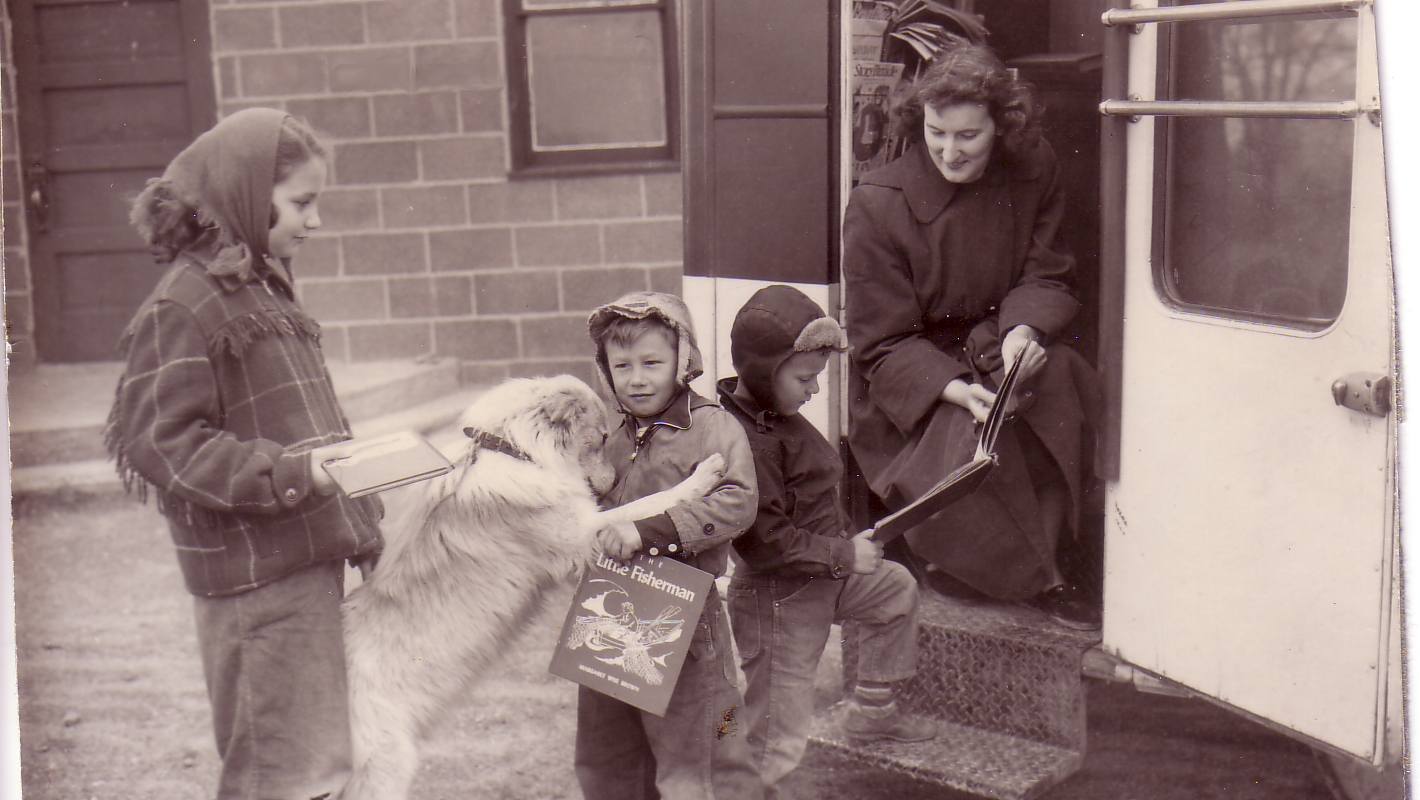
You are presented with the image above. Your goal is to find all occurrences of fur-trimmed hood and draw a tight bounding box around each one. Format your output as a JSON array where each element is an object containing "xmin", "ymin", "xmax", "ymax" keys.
[
  {"xmin": 588, "ymin": 291, "xmax": 705, "ymax": 410},
  {"xmin": 730, "ymin": 284, "xmax": 846, "ymax": 411}
]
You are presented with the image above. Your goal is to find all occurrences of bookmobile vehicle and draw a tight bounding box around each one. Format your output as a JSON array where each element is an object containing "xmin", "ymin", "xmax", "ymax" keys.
[{"xmin": 677, "ymin": 1, "xmax": 1404, "ymax": 798}]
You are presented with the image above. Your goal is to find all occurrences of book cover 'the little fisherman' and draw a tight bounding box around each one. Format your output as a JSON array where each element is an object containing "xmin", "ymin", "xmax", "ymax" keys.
[{"xmin": 549, "ymin": 553, "xmax": 713, "ymax": 716}]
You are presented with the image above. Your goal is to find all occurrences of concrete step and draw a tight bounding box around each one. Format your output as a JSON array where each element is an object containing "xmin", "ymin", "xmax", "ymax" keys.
[
  {"xmin": 9, "ymin": 362, "xmax": 125, "ymax": 469},
  {"xmin": 9, "ymin": 358, "xmax": 479, "ymax": 499},
  {"xmin": 818, "ymin": 589, "xmax": 1100, "ymax": 798}
]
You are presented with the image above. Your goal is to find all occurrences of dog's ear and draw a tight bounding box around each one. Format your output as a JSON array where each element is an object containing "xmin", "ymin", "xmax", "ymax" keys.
[{"xmin": 540, "ymin": 388, "xmax": 591, "ymax": 439}]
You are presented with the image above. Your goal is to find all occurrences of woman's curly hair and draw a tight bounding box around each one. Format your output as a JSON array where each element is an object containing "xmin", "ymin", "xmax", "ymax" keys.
[{"xmin": 891, "ymin": 42, "xmax": 1042, "ymax": 159}]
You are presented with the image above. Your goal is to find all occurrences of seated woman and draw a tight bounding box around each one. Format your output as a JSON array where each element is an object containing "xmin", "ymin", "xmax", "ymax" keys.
[{"xmin": 842, "ymin": 42, "xmax": 1100, "ymax": 630}]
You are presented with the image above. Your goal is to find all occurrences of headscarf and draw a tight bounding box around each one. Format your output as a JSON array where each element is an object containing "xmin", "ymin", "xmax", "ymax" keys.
[{"xmin": 155, "ymin": 107, "xmax": 290, "ymax": 283}]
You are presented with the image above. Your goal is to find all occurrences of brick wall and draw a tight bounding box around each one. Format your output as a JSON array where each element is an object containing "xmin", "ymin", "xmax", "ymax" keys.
[
  {"xmin": 1, "ymin": 4, "xmax": 35, "ymax": 372},
  {"xmin": 210, "ymin": 0, "xmax": 684, "ymax": 386}
]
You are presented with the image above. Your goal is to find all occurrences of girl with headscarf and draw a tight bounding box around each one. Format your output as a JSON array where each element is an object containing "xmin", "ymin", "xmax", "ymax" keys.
[{"xmin": 107, "ymin": 108, "xmax": 382, "ymax": 799}]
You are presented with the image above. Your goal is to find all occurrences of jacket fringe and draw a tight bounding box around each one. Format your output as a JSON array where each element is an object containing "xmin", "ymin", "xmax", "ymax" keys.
[
  {"xmin": 106, "ymin": 307, "xmax": 317, "ymax": 529},
  {"xmin": 105, "ymin": 382, "xmax": 223, "ymax": 528},
  {"xmin": 114, "ymin": 307, "xmax": 321, "ymax": 363},
  {"xmin": 212, "ymin": 308, "xmax": 321, "ymax": 357}
]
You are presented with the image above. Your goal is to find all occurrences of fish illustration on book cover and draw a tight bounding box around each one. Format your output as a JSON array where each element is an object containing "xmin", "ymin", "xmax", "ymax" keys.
[
  {"xmin": 565, "ymin": 579, "xmax": 686, "ymax": 685},
  {"xmin": 549, "ymin": 554, "xmax": 713, "ymax": 715}
]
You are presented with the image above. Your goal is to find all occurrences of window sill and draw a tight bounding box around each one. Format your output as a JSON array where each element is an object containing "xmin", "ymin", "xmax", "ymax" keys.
[{"xmin": 508, "ymin": 159, "xmax": 681, "ymax": 181}]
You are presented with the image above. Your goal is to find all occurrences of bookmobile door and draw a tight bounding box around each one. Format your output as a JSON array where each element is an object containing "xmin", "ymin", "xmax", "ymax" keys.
[{"xmin": 1096, "ymin": 0, "xmax": 1399, "ymax": 765}]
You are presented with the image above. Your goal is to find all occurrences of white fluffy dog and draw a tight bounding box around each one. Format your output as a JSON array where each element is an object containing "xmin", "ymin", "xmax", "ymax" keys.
[{"xmin": 338, "ymin": 375, "xmax": 725, "ymax": 800}]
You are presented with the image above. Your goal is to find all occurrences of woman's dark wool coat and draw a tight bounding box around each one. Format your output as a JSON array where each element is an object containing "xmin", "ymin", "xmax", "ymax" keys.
[{"xmin": 843, "ymin": 139, "xmax": 1099, "ymax": 600}]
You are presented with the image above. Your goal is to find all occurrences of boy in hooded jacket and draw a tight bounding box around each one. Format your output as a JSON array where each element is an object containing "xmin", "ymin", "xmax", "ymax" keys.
[
  {"xmin": 579, "ymin": 291, "xmax": 764, "ymax": 800},
  {"xmin": 718, "ymin": 285, "xmax": 935, "ymax": 799}
]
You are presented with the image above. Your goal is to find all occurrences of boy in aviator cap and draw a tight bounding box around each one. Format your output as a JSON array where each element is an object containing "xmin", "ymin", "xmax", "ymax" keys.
[
  {"xmin": 718, "ymin": 285, "xmax": 935, "ymax": 798},
  {"xmin": 579, "ymin": 291, "xmax": 763, "ymax": 800}
]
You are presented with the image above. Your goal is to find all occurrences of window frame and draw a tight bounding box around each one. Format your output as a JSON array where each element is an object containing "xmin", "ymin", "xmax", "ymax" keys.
[{"xmin": 503, "ymin": 0, "xmax": 680, "ymax": 178}]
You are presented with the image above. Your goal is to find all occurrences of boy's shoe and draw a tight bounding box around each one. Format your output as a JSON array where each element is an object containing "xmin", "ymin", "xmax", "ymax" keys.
[
  {"xmin": 1025, "ymin": 584, "xmax": 1101, "ymax": 631},
  {"xmin": 842, "ymin": 700, "xmax": 938, "ymax": 744}
]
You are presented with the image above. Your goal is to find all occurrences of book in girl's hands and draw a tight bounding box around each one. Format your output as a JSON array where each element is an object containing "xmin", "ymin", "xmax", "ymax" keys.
[
  {"xmin": 319, "ymin": 430, "xmax": 453, "ymax": 498},
  {"xmin": 549, "ymin": 553, "xmax": 713, "ymax": 716},
  {"xmin": 870, "ymin": 354, "xmax": 1025, "ymax": 543}
]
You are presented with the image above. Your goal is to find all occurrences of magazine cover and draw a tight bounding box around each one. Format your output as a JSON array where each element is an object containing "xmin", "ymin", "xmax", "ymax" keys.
[
  {"xmin": 850, "ymin": 60, "xmax": 905, "ymax": 181},
  {"xmin": 549, "ymin": 553, "xmax": 713, "ymax": 716},
  {"xmin": 850, "ymin": 0, "xmax": 895, "ymax": 63}
]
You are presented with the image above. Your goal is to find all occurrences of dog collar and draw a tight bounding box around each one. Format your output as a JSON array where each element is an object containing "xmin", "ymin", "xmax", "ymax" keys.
[{"xmin": 463, "ymin": 428, "xmax": 533, "ymax": 463}]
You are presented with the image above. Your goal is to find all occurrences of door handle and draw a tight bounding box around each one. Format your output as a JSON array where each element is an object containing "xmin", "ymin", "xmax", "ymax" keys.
[
  {"xmin": 1331, "ymin": 372, "xmax": 1392, "ymax": 418},
  {"xmin": 25, "ymin": 163, "xmax": 49, "ymax": 233}
]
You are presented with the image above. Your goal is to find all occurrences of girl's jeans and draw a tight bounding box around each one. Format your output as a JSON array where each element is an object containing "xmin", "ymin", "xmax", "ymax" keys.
[
  {"xmin": 728, "ymin": 561, "xmax": 919, "ymax": 797},
  {"xmin": 194, "ymin": 560, "xmax": 350, "ymax": 800}
]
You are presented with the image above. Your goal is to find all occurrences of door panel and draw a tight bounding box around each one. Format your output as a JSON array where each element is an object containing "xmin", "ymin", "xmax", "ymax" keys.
[
  {"xmin": 48, "ymin": 86, "xmax": 195, "ymax": 149},
  {"xmin": 1101, "ymin": 1, "xmax": 1395, "ymax": 762},
  {"xmin": 682, "ymin": 0, "xmax": 837, "ymax": 286},
  {"xmin": 711, "ymin": 118, "xmax": 831, "ymax": 283},
  {"xmin": 680, "ymin": 0, "xmax": 839, "ymax": 435},
  {"xmin": 34, "ymin": 1, "xmax": 185, "ymax": 59},
  {"xmin": 13, "ymin": 0, "xmax": 215, "ymax": 362}
]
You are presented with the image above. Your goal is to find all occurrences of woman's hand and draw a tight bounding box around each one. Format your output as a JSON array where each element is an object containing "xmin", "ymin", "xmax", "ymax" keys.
[
  {"xmin": 941, "ymin": 379, "xmax": 997, "ymax": 423},
  {"xmin": 1001, "ymin": 324, "xmax": 1047, "ymax": 383}
]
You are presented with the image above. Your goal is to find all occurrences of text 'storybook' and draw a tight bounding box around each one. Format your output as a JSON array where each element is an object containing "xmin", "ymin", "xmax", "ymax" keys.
[
  {"xmin": 320, "ymin": 430, "xmax": 453, "ymax": 498},
  {"xmin": 549, "ymin": 553, "xmax": 714, "ymax": 716},
  {"xmin": 871, "ymin": 353, "xmax": 1025, "ymax": 543}
]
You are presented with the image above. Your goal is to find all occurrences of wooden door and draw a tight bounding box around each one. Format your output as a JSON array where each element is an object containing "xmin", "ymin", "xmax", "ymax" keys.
[{"xmin": 12, "ymin": 0, "xmax": 216, "ymax": 363}]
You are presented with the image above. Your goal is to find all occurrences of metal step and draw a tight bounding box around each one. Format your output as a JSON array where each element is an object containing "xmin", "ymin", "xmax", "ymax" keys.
[
  {"xmin": 808, "ymin": 703, "xmax": 1084, "ymax": 800},
  {"xmin": 812, "ymin": 590, "xmax": 1100, "ymax": 799}
]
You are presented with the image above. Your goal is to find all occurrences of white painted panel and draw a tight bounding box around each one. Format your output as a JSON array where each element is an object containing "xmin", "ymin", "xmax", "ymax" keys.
[
  {"xmin": 1102, "ymin": 2, "xmax": 1396, "ymax": 762},
  {"xmin": 684, "ymin": 275, "xmax": 838, "ymax": 440}
]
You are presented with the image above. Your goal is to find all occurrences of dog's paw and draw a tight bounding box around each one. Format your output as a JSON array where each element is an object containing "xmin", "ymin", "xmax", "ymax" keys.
[{"xmin": 683, "ymin": 452, "xmax": 727, "ymax": 497}]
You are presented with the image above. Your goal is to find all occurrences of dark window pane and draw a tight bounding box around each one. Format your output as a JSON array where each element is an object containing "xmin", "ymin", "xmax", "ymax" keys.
[{"xmin": 1161, "ymin": 12, "xmax": 1358, "ymax": 326}]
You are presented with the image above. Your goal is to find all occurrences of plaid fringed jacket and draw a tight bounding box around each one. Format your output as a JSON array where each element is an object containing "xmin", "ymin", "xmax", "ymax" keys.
[{"xmin": 106, "ymin": 251, "xmax": 383, "ymax": 597}]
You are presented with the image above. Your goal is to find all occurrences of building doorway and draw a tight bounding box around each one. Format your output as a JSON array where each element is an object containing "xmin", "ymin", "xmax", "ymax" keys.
[{"xmin": 11, "ymin": 0, "xmax": 216, "ymax": 362}]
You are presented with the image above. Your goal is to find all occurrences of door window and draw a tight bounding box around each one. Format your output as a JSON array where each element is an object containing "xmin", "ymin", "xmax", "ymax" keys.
[{"xmin": 1157, "ymin": 8, "xmax": 1359, "ymax": 328}]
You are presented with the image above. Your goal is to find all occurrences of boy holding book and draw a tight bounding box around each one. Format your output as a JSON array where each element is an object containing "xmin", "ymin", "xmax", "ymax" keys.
[
  {"xmin": 717, "ymin": 285, "xmax": 936, "ymax": 799},
  {"xmin": 579, "ymin": 291, "xmax": 763, "ymax": 800}
]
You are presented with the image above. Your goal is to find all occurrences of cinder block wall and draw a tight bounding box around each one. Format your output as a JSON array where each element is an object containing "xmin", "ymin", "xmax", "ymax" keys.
[{"xmin": 210, "ymin": 0, "xmax": 684, "ymax": 386}]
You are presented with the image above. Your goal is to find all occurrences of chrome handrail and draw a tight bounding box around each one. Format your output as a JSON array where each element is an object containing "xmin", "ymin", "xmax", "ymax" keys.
[
  {"xmin": 1099, "ymin": 99, "xmax": 1361, "ymax": 119},
  {"xmin": 1102, "ymin": 0, "xmax": 1366, "ymax": 27}
]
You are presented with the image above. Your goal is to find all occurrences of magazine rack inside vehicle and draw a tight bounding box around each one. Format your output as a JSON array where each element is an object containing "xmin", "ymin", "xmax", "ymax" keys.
[{"xmin": 681, "ymin": 1, "xmax": 1403, "ymax": 798}]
